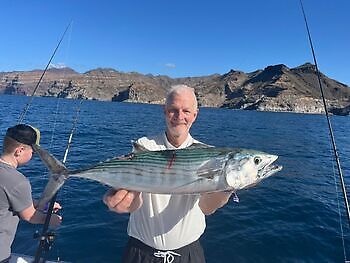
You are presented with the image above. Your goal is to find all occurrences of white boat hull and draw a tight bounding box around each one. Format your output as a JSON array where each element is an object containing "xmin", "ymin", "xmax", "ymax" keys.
[{"xmin": 10, "ymin": 253, "xmax": 69, "ymax": 263}]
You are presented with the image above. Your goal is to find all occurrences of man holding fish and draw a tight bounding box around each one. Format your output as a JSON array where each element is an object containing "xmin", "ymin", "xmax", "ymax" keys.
[
  {"xmin": 104, "ymin": 85, "xmax": 233, "ymax": 263},
  {"xmin": 32, "ymin": 83, "xmax": 280, "ymax": 262}
]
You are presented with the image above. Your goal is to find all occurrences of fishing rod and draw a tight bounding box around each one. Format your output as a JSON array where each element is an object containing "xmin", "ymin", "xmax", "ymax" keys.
[
  {"xmin": 299, "ymin": 0, "xmax": 350, "ymax": 229},
  {"xmin": 33, "ymin": 98, "xmax": 84, "ymax": 263},
  {"xmin": 17, "ymin": 21, "xmax": 72, "ymax": 124}
]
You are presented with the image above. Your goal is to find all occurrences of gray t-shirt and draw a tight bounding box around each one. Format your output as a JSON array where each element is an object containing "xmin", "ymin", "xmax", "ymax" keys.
[{"xmin": 0, "ymin": 162, "xmax": 32, "ymax": 261}]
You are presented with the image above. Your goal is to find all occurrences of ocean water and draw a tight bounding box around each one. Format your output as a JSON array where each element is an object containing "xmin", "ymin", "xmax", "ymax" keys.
[{"xmin": 1, "ymin": 94, "xmax": 350, "ymax": 262}]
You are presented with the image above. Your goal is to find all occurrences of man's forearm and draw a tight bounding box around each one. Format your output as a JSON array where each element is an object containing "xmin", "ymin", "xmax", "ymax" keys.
[
  {"xmin": 199, "ymin": 191, "xmax": 233, "ymax": 215},
  {"xmin": 28, "ymin": 210, "xmax": 47, "ymax": 224}
]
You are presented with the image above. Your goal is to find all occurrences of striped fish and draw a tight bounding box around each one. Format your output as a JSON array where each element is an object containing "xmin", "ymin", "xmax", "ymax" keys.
[{"xmin": 33, "ymin": 143, "xmax": 282, "ymax": 208}]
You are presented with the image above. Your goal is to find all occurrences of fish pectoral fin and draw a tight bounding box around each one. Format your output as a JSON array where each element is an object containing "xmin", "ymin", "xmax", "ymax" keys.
[{"xmin": 196, "ymin": 157, "xmax": 226, "ymax": 179}]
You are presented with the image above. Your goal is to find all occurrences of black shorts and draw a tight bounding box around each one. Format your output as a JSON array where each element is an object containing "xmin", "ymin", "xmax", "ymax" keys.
[{"xmin": 122, "ymin": 237, "xmax": 206, "ymax": 263}]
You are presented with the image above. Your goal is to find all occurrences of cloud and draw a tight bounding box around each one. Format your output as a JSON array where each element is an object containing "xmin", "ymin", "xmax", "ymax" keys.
[
  {"xmin": 164, "ymin": 63, "xmax": 176, "ymax": 69},
  {"xmin": 49, "ymin": 62, "xmax": 67, "ymax": 69}
]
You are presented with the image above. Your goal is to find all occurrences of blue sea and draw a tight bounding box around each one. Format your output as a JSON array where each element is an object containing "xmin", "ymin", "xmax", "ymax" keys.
[{"xmin": 1, "ymin": 94, "xmax": 350, "ymax": 262}]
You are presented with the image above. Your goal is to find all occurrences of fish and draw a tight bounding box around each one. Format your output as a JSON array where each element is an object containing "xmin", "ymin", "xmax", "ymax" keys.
[{"xmin": 33, "ymin": 143, "xmax": 282, "ymax": 209}]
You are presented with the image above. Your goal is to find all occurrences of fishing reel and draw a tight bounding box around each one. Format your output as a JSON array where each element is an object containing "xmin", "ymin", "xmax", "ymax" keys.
[
  {"xmin": 33, "ymin": 230, "xmax": 56, "ymax": 252},
  {"xmin": 34, "ymin": 230, "xmax": 56, "ymax": 241}
]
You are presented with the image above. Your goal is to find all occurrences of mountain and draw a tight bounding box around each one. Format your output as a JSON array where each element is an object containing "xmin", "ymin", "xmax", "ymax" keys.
[{"xmin": 0, "ymin": 64, "xmax": 349, "ymax": 115}]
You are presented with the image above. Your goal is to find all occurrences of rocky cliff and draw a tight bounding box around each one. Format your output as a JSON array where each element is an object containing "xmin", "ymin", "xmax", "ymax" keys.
[{"xmin": 1, "ymin": 63, "xmax": 349, "ymax": 115}]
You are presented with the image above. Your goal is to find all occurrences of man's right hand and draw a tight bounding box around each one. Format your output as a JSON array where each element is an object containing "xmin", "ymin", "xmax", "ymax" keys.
[
  {"xmin": 103, "ymin": 189, "xmax": 143, "ymax": 213},
  {"xmin": 49, "ymin": 213, "xmax": 62, "ymax": 227}
]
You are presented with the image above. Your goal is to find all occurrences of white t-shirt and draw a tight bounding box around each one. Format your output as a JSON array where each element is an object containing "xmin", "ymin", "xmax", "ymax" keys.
[{"xmin": 127, "ymin": 133, "xmax": 206, "ymax": 250}]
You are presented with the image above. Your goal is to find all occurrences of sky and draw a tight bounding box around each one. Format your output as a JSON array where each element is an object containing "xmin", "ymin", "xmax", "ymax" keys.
[{"xmin": 1, "ymin": 0, "xmax": 349, "ymax": 85}]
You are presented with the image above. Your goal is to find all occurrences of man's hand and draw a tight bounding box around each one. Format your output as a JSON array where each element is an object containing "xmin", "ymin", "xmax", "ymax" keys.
[
  {"xmin": 49, "ymin": 213, "xmax": 62, "ymax": 227},
  {"xmin": 103, "ymin": 189, "xmax": 143, "ymax": 213},
  {"xmin": 49, "ymin": 202, "xmax": 62, "ymax": 227},
  {"xmin": 52, "ymin": 202, "xmax": 62, "ymax": 213},
  {"xmin": 33, "ymin": 200, "xmax": 62, "ymax": 213},
  {"xmin": 20, "ymin": 203, "xmax": 63, "ymax": 226}
]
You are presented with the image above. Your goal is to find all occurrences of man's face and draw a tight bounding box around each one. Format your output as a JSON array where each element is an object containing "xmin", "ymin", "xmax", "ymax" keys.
[{"xmin": 164, "ymin": 92, "xmax": 198, "ymax": 139}]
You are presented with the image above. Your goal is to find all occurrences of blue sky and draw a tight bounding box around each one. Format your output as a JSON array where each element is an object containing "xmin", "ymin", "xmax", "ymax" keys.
[{"xmin": 1, "ymin": 0, "xmax": 349, "ymax": 85}]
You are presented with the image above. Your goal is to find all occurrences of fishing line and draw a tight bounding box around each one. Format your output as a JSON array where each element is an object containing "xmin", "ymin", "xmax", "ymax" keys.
[
  {"xmin": 17, "ymin": 21, "xmax": 72, "ymax": 124},
  {"xmin": 330, "ymin": 143, "xmax": 347, "ymax": 260},
  {"xmin": 299, "ymin": 0, "xmax": 350, "ymax": 259},
  {"xmin": 49, "ymin": 22, "xmax": 74, "ymax": 150}
]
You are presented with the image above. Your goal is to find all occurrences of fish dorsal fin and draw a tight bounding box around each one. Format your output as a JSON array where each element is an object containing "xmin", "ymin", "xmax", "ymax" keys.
[
  {"xmin": 187, "ymin": 142, "xmax": 213, "ymax": 150},
  {"xmin": 132, "ymin": 140, "xmax": 149, "ymax": 153},
  {"xmin": 132, "ymin": 141, "xmax": 211, "ymax": 153}
]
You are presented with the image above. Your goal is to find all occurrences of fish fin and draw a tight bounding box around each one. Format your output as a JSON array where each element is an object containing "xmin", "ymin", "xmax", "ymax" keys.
[
  {"xmin": 196, "ymin": 157, "xmax": 226, "ymax": 179},
  {"xmin": 32, "ymin": 144, "xmax": 70, "ymax": 210},
  {"xmin": 115, "ymin": 152, "xmax": 135, "ymax": 160},
  {"xmin": 131, "ymin": 140, "xmax": 149, "ymax": 153},
  {"xmin": 33, "ymin": 145, "xmax": 68, "ymax": 174},
  {"xmin": 187, "ymin": 142, "xmax": 213, "ymax": 149},
  {"xmin": 132, "ymin": 141, "xmax": 210, "ymax": 153}
]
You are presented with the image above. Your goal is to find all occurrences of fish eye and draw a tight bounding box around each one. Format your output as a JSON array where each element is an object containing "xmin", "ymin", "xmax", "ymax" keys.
[{"xmin": 254, "ymin": 157, "xmax": 262, "ymax": 165}]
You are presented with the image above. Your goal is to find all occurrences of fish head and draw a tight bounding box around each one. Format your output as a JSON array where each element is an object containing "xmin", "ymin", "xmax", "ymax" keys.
[{"xmin": 224, "ymin": 149, "xmax": 282, "ymax": 190}]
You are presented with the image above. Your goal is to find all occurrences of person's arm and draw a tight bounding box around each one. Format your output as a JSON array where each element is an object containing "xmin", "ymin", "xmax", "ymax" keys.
[
  {"xmin": 19, "ymin": 203, "xmax": 62, "ymax": 226},
  {"xmin": 103, "ymin": 189, "xmax": 143, "ymax": 213},
  {"xmin": 199, "ymin": 191, "xmax": 233, "ymax": 215}
]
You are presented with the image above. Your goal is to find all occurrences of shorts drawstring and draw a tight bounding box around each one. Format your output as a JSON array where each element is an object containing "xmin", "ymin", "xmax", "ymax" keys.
[{"xmin": 154, "ymin": 251, "xmax": 181, "ymax": 263}]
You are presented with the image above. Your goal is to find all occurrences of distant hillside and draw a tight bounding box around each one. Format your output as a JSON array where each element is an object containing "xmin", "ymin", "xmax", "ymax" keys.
[{"xmin": 1, "ymin": 63, "xmax": 349, "ymax": 115}]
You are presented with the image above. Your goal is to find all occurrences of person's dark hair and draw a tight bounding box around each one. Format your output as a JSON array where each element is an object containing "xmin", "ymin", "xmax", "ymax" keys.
[{"xmin": 2, "ymin": 136, "xmax": 22, "ymax": 154}]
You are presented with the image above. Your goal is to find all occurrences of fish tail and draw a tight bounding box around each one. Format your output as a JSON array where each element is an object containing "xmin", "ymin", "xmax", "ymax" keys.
[{"xmin": 33, "ymin": 145, "xmax": 70, "ymax": 210}]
